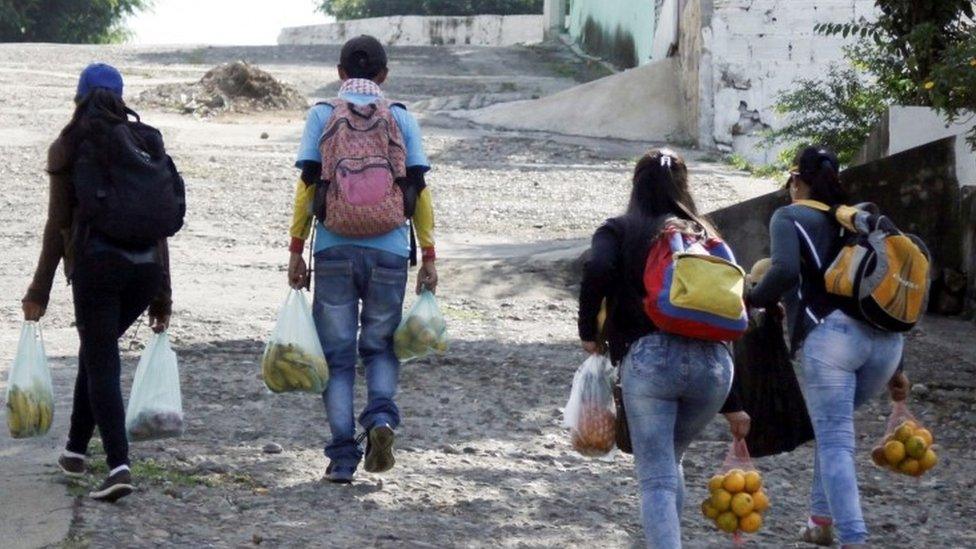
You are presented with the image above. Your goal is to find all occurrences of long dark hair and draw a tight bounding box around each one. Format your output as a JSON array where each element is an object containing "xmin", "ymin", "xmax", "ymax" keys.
[
  {"xmin": 49, "ymin": 88, "xmax": 139, "ymax": 175},
  {"xmin": 794, "ymin": 145, "xmax": 848, "ymax": 205},
  {"xmin": 626, "ymin": 148, "xmax": 715, "ymax": 232},
  {"xmin": 619, "ymin": 149, "xmax": 715, "ymax": 276}
]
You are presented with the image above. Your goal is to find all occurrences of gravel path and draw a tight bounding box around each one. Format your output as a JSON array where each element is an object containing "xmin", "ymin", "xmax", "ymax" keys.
[{"xmin": 0, "ymin": 43, "xmax": 973, "ymax": 549}]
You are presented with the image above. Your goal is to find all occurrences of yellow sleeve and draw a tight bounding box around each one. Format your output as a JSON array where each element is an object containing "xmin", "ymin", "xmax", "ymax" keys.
[
  {"xmin": 289, "ymin": 179, "xmax": 315, "ymax": 253},
  {"xmin": 413, "ymin": 187, "xmax": 435, "ymax": 254}
]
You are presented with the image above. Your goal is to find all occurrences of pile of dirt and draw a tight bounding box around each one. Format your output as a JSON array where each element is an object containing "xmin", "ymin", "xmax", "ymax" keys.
[{"xmin": 138, "ymin": 61, "xmax": 307, "ymax": 117}]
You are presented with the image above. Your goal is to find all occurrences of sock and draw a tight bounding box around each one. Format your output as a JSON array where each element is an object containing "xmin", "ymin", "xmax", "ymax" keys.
[
  {"xmin": 809, "ymin": 516, "xmax": 833, "ymax": 528},
  {"xmin": 109, "ymin": 464, "xmax": 130, "ymax": 476},
  {"xmin": 63, "ymin": 450, "xmax": 87, "ymax": 460}
]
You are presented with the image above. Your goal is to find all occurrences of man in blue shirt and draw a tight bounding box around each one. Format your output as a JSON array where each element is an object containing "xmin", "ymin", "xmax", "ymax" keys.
[{"xmin": 287, "ymin": 36, "xmax": 438, "ymax": 483}]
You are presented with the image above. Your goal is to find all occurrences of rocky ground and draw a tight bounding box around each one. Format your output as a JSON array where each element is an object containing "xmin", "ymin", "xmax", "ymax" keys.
[{"xmin": 0, "ymin": 42, "xmax": 974, "ymax": 549}]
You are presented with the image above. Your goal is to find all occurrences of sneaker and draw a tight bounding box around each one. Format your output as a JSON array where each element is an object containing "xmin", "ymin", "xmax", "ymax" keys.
[
  {"xmin": 89, "ymin": 468, "xmax": 134, "ymax": 502},
  {"xmin": 363, "ymin": 424, "xmax": 395, "ymax": 474},
  {"xmin": 58, "ymin": 453, "xmax": 86, "ymax": 478},
  {"xmin": 799, "ymin": 520, "xmax": 835, "ymax": 546},
  {"xmin": 325, "ymin": 461, "xmax": 356, "ymax": 484}
]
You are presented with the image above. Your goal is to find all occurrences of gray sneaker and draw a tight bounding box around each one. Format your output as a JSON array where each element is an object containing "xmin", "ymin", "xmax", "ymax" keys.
[
  {"xmin": 58, "ymin": 454, "xmax": 86, "ymax": 478},
  {"xmin": 799, "ymin": 523, "xmax": 835, "ymax": 546},
  {"xmin": 363, "ymin": 424, "xmax": 395, "ymax": 474},
  {"xmin": 325, "ymin": 461, "xmax": 356, "ymax": 484},
  {"xmin": 90, "ymin": 469, "xmax": 133, "ymax": 502}
]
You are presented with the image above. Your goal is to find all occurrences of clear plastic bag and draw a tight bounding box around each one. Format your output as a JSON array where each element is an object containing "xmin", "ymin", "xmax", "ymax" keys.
[
  {"xmin": 563, "ymin": 354, "xmax": 616, "ymax": 457},
  {"xmin": 394, "ymin": 290, "xmax": 448, "ymax": 362},
  {"xmin": 701, "ymin": 440, "xmax": 769, "ymax": 542},
  {"xmin": 261, "ymin": 289, "xmax": 328, "ymax": 394},
  {"xmin": 125, "ymin": 332, "xmax": 184, "ymax": 441},
  {"xmin": 870, "ymin": 401, "xmax": 937, "ymax": 477},
  {"xmin": 5, "ymin": 322, "xmax": 55, "ymax": 439}
]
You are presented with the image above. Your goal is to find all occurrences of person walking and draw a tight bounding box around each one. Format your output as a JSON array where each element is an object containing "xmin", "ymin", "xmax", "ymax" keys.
[
  {"xmin": 22, "ymin": 63, "xmax": 184, "ymax": 502},
  {"xmin": 578, "ymin": 149, "xmax": 750, "ymax": 548},
  {"xmin": 746, "ymin": 146, "xmax": 911, "ymax": 548},
  {"xmin": 287, "ymin": 36, "xmax": 438, "ymax": 484}
]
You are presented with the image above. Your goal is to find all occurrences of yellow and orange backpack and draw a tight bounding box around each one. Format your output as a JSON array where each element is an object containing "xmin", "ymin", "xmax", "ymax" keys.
[{"xmin": 796, "ymin": 200, "xmax": 931, "ymax": 332}]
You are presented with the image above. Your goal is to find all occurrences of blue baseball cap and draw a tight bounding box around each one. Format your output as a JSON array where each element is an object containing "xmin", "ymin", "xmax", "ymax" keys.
[{"xmin": 76, "ymin": 63, "xmax": 124, "ymax": 101}]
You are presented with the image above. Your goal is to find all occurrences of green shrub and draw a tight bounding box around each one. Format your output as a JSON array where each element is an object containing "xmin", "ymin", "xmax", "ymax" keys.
[{"xmin": 0, "ymin": 0, "xmax": 151, "ymax": 44}]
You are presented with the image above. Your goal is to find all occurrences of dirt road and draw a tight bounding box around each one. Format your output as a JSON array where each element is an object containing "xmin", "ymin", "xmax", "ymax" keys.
[{"xmin": 0, "ymin": 43, "xmax": 973, "ymax": 548}]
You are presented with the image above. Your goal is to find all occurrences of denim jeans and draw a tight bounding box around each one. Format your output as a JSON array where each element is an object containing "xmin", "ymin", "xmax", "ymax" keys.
[
  {"xmin": 313, "ymin": 246, "xmax": 408, "ymax": 466},
  {"xmin": 800, "ymin": 310, "xmax": 903, "ymax": 545},
  {"xmin": 621, "ymin": 332, "xmax": 733, "ymax": 549}
]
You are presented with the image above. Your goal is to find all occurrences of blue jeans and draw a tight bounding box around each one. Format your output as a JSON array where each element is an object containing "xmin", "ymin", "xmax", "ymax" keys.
[
  {"xmin": 621, "ymin": 332, "xmax": 733, "ymax": 549},
  {"xmin": 801, "ymin": 310, "xmax": 903, "ymax": 545},
  {"xmin": 313, "ymin": 246, "xmax": 408, "ymax": 466}
]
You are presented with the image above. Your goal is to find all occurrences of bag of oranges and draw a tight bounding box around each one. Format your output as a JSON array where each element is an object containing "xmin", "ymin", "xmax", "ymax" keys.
[
  {"xmin": 870, "ymin": 401, "xmax": 937, "ymax": 477},
  {"xmin": 563, "ymin": 354, "xmax": 616, "ymax": 457},
  {"xmin": 701, "ymin": 440, "xmax": 770, "ymax": 541}
]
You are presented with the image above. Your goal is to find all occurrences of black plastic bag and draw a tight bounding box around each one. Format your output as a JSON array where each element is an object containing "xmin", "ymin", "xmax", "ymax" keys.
[{"xmin": 731, "ymin": 310, "xmax": 814, "ymax": 457}]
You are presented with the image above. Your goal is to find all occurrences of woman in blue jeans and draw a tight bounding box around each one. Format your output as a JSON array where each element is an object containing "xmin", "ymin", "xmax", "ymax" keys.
[
  {"xmin": 579, "ymin": 149, "xmax": 750, "ymax": 548},
  {"xmin": 748, "ymin": 146, "xmax": 911, "ymax": 548}
]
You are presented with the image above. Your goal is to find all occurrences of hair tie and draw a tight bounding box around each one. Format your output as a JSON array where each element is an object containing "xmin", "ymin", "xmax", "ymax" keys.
[{"xmin": 659, "ymin": 148, "xmax": 676, "ymax": 169}]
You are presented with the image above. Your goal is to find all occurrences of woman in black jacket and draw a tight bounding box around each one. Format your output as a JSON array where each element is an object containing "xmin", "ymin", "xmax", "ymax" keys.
[{"xmin": 579, "ymin": 149, "xmax": 749, "ymax": 548}]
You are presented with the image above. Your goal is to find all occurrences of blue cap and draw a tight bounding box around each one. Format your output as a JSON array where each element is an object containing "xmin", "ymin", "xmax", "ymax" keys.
[{"xmin": 76, "ymin": 63, "xmax": 124, "ymax": 101}]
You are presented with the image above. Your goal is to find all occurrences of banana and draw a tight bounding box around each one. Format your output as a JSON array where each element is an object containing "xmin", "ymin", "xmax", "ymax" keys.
[
  {"xmin": 38, "ymin": 402, "xmax": 52, "ymax": 434},
  {"xmin": 7, "ymin": 404, "xmax": 23, "ymax": 437},
  {"xmin": 27, "ymin": 398, "xmax": 39, "ymax": 431}
]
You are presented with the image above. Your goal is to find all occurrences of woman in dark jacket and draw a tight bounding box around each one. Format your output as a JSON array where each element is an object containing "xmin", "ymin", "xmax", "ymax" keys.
[
  {"xmin": 21, "ymin": 64, "xmax": 173, "ymax": 502},
  {"xmin": 579, "ymin": 149, "xmax": 749, "ymax": 548},
  {"xmin": 747, "ymin": 146, "xmax": 910, "ymax": 548}
]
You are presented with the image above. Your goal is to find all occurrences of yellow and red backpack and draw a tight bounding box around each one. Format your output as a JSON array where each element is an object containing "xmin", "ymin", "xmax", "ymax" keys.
[{"xmin": 796, "ymin": 200, "xmax": 931, "ymax": 332}]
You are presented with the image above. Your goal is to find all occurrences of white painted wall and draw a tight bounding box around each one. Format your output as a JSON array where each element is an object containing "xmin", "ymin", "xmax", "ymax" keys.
[
  {"xmin": 278, "ymin": 15, "xmax": 543, "ymax": 47},
  {"xmin": 886, "ymin": 107, "xmax": 976, "ymax": 186},
  {"xmin": 697, "ymin": 0, "xmax": 877, "ymax": 164}
]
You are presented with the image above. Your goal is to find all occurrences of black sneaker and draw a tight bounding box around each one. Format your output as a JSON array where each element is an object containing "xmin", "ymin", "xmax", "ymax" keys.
[
  {"xmin": 58, "ymin": 454, "xmax": 86, "ymax": 478},
  {"xmin": 89, "ymin": 469, "xmax": 134, "ymax": 502},
  {"xmin": 363, "ymin": 424, "xmax": 395, "ymax": 474},
  {"xmin": 325, "ymin": 461, "xmax": 356, "ymax": 484}
]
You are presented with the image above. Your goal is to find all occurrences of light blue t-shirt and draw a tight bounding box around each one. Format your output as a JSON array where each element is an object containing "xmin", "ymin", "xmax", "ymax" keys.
[{"xmin": 295, "ymin": 92, "xmax": 430, "ymax": 258}]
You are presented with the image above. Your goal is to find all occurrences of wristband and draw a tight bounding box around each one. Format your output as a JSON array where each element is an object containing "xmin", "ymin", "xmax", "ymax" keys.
[
  {"xmin": 421, "ymin": 247, "xmax": 436, "ymax": 262},
  {"xmin": 289, "ymin": 237, "xmax": 305, "ymax": 254}
]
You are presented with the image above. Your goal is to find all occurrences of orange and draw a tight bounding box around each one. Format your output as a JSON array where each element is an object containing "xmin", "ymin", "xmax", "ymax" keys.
[
  {"xmin": 716, "ymin": 511, "xmax": 738, "ymax": 533},
  {"xmin": 723, "ymin": 471, "xmax": 746, "ymax": 493},
  {"xmin": 894, "ymin": 422, "xmax": 915, "ymax": 443},
  {"xmin": 898, "ymin": 458, "xmax": 922, "ymax": 476},
  {"xmin": 915, "ymin": 428, "xmax": 934, "ymax": 447},
  {"xmin": 730, "ymin": 492, "xmax": 754, "ymax": 517},
  {"xmin": 919, "ymin": 448, "xmax": 938, "ymax": 471},
  {"xmin": 884, "ymin": 440, "xmax": 906, "ymax": 466},
  {"xmin": 743, "ymin": 470, "xmax": 762, "ymax": 493},
  {"xmin": 708, "ymin": 474, "xmax": 725, "ymax": 492},
  {"xmin": 739, "ymin": 512, "xmax": 763, "ymax": 534},
  {"xmin": 905, "ymin": 436, "xmax": 927, "ymax": 459},
  {"xmin": 711, "ymin": 489, "xmax": 733, "ymax": 512},
  {"xmin": 871, "ymin": 446, "xmax": 888, "ymax": 467},
  {"xmin": 702, "ymin": 500, "xmax": 719, "ymax": 519},
  {"xmin": 752, "ymin": 490, "xmax": 770, "ymax": 513}
]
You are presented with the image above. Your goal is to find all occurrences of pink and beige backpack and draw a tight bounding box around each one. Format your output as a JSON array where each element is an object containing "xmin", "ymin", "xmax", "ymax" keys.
[{"xmin": 316, "ymin": 99, "xmax": 408, "ymax": 237}]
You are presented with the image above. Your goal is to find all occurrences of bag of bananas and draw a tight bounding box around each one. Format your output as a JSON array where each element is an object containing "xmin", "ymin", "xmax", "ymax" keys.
[
  {"xmin": 261, "ymin": 290, "xmax": 328, "ymax": 394},
  {"xmin": 6, "ymin": 322, "xmax": 55, "ymax": 439}
]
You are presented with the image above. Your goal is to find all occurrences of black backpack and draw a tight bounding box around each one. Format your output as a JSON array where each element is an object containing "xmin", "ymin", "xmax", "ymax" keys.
[{"xmin": 72, "ymin": 115, "xmax": 185, "ymax": 248}]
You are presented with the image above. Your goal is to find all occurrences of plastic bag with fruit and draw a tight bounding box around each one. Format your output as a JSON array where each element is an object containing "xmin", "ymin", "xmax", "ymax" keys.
[
  {"xmin": 563, "ymin": 354, "xmax": 616, "ymax": 457},
  {"xmin": 870, "ymin": 401, "xmax": 938, "ymax": 477},
  {"xmin": 701, "ymin": 440, "xmax": 770, "ymax": 543},
  {"xmin": 125, "ymin": 332, "xmax": 184, "ymax": 441},
  {"xmin": 5, "ymin": 322, "xmax": 55, "ymax": 439},
  {"xmin": 261, "ymin": 290, "xmax": 329, "ymax": 394},
  {"xmin": 394, "ymin": 289, "xmax": 448, "ymax": 362}
]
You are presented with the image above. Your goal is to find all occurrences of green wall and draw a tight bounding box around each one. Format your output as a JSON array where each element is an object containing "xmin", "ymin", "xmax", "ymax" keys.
[{"xmin": 568, "ymin": 0, "xmax": 655, "ymax": 68}]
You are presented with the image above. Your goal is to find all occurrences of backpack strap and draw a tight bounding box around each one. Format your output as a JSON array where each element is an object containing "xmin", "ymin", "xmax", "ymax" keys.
[{"xmin": 795, "ymin": 199, "xmax": 859, "ymax": 233}]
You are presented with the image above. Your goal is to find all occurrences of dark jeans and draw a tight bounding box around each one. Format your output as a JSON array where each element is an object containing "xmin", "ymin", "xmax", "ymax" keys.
[{"xmin": 68, "ymin": 252, "xmax": 163, "ymax": 469}]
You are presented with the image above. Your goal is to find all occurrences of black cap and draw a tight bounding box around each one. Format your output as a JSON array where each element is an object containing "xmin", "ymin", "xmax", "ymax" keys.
[
  {"xmin": 795, "ymin": 146, "xmax": 839, "ymax": 177},
  {"xmin": 339, "ymin": 35, "xmax": 388, "ymax": 79}
]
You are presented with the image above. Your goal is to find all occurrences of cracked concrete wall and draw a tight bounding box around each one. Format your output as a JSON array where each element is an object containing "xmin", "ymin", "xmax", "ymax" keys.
[
  {"xmin": 696, "ymin": 0, "xmax": 876, "ymax": 163},
  {"xmin": 279, "ymin": 15, "xmax": 543, "ymax": 47}
]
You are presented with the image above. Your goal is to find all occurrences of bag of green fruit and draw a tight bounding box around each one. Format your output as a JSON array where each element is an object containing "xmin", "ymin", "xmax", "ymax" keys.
[
  {"xmin": 261, "ymin": 290, "xmax": 328, "ymax": 394},
  {"xmin": 394, "ymin": 289, "xmax": 448, "ymax": 362},
  {"xmin": 870, "ymin": 401, "xmax": 937, "ymax": 477},
  {"xmin": 6, "ymin": 321, "xmax": 55, "ymax": 439},
  {"xmin": 125, "ymin": 332, "xmax": 184, "ymax": 441},
  {"xmin": 701, "ymin": 440, "xmax": 769, "ymax": 544}
]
